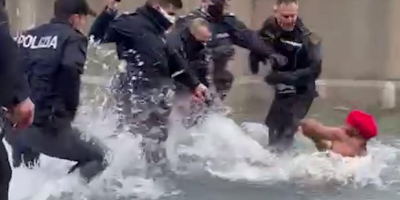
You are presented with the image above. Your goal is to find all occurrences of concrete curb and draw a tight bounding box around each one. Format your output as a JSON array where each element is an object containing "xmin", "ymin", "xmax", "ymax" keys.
[{"xmin": 82, "ymin": 75, "xmax": 399, "ymax": 109}]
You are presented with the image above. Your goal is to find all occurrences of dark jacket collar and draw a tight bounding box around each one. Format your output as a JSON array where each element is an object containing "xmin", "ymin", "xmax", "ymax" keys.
[
  {"xmin": 50, "ymin": 18, "xmax": 71, "ymax": 25},
  {"xmin": 50, "ymin": 18, "xmax": 84, "ymax": 35},
  {"xmin": 136, "ymin": 3, "xmax": 172, "ymax": 34}
]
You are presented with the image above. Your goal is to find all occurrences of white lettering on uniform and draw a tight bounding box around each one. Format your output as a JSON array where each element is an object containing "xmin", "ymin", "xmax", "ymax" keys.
[
  {"xmin": 216, "ymin": 33, "xmax": 229, "ymax": 39},
  {"xmin": 17, "ymin": 34, "xmax": 58, "ymax": 50}
]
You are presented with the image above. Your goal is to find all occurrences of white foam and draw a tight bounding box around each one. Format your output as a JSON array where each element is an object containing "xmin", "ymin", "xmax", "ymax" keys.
[{"xmin": 167, "ymin": 114, "xmax": 400, "ymax": 187}]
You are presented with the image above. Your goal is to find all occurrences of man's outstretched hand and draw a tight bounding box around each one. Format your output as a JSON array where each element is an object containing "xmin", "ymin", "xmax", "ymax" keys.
[{"xmin": 5, "ymin": 97, "xmax": 34, "ymax": 129}]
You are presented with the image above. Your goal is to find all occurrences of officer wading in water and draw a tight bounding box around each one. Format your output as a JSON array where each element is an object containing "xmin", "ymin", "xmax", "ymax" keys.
[
  {"xmin": 249, "ymin": 0, "xmax": 322, "ymax": 152},
  {"xmin": 1, "ymin": 1, "xmax": 35, "ymax": 199},
  {"xmin": 4, "ymin": 0, "xmax": 109, "ymax": 182},
  {"xmin": 175, "ymin": 0, "xmax": 287, "ymax": 100},
  {"xmin": 166, "ymin": 18, "xmax": 223, "ymax": 127},
  {"xmin": 89, "ymin": 0, "xmax": 207, "ymax": 164}
]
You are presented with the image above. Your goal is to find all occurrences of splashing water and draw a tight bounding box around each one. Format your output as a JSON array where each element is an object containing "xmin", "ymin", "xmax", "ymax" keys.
[
  {"xmin": 166, "ymin": 114, "xmax": 400, "ymax": 188},
  {"xmin": 5, "ymin": 42, "xmax": 400, "ymax": 200}
]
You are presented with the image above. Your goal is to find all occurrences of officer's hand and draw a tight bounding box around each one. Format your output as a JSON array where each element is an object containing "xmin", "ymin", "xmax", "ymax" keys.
[
  {"xmin": 269, "ymin": 54, "xmax": 287, "ymax": 67},
  {"xmin": 192, "ymin": 83, "xmax": 208, "ymax": 103},
  {"xmin": 6, "ymin": 98, "xmax": 35, "ymax": 129},
  {"xmin": 105, "ymin": 0, "xmax": 119, "ymax": 10}
]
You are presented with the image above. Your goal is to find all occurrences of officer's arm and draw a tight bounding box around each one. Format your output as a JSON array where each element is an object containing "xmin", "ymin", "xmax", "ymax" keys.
[
  {"xmin": 223, "ymin": 16, "xmax": 276, "ymax": 57},
  {"xmin": 167, "ymin": 44, "xmax": 200, "ymax": 91},
  {"xmin": 59, "ymin": 36, "xmax": 87, "ymax": 119},
  {"xmin": 247, "ymin": 18, "xmax": 274, "ymax": 75},
  {"xmin": 291, "ymin": 36, "xmax": 322, "ymax": 81},
  {"xmin": 88, "ymin": 7, "xmax": 118, "ymax": 43},
  {"xmin": 0, "ymin": 13, "xmax": 30, "ymax": 108}
]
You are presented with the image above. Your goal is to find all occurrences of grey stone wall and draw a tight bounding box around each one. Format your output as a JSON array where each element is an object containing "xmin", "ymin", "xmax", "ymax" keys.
[{"xmin": 4, "ymin": 0, "xmax": 400, "ymax": 122}]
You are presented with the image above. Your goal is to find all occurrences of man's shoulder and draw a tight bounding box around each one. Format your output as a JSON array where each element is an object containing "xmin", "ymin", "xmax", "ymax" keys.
[
  {"xmin": 179, "ymin": 10, "xmax": 207, "ymax": 21},
  {"xmin": 259, "ymin": 16, "xmax": 278, "ymax": 39},
  {"xmin": 296, "ymin": 18, "xmax": 322, "ymax": 45},
  {"xmin": 222, "ymin": 12, "xmax": 236, "ymax": 18}
]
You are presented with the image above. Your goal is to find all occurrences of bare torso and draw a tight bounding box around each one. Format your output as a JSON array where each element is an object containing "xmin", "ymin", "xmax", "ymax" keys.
[
  {"xmin": 330, "ymin": 140, "xmax": 366, "ymax": 157},
  {"xmin": 316, "ymin": 128, "xmax": 367, "ymax": 157}
]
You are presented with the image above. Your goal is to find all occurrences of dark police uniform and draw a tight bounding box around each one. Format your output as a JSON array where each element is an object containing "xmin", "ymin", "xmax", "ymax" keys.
[
  {"xmin": 175, "ymin": 9, "xmax": 279, "ymax": 100},
  {"xmin": 167, "ymin": 28, "xmax": 211, "ymax": 88},
  {"xmin": 3, "ymin": 18, "xmax": 108, "ymax": 182},
  {"xmin": 0, "ymin": 4, "xmax": 31, "ymax": 200},
  {"xmin": 250, "ymin": 17, "xmax": 322, "ymax": 151},
  {"xmin": 89, "ymin": 4, "xmax": 199, "ymax": 163}
]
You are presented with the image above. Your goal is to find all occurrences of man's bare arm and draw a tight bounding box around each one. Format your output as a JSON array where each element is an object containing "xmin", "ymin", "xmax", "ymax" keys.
[{"xmin": 300, "ymin": 119, "xmax": 342, "ymax": 141}]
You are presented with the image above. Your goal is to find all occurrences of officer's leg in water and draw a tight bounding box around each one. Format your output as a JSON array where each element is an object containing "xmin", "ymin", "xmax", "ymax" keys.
[
  {"xmin": 116, "ymin": 75, "xmax": 174, "ymax": 167},
  {"xmin": 0, "ymin": 137, "xmax": 12, "ymax": 200},
  {"xmin": 266, "ymin": 93, "xmax": 315, "ymax": 152},
  {"xmin": 135, "ymin": 91, "xmax": 172, "ymax": 165},
  {"xmin": 18, "ymin": 122, "xmax": 108, "ymax": 182},
  {"xmin": 3, "ymin": 123, "xmax": 40, "ymax": 168},
  {"xmin": 111, "ymin": 72, "xmax": 132, "ymax": 132},
  {"xmin": 212, "ymin": 59, "xmax": 234, "ymax": 100}
]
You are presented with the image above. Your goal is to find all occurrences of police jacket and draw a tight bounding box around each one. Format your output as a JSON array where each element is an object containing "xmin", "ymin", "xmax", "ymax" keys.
[
  {"xmin": 175, "ymin": 9, "xmax": 278, "ymax": 62},
  {"xmin": 16, "ymin": 18, "xmax": 87, "ymax": 124},
  {"xmin": 251, "ymin": 17, "xmax": 322, "ymax": 95},
  {"xmin": 89, "ymin": 4, "xmax": 199, "ymax": 90},
  {"xmin": 176, "ymin": 9, "xmax": 275, "ymax": 63},
  {"xmin": 0, "ymin": 7, "xmax": 30, "ymax": 108},
  {"xmin": 166, "ymin": 28, "xmax": 210, "ymax": 85}
]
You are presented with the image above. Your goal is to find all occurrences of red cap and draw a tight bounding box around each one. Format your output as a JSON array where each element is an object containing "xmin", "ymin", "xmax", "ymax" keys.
[{"xmin": 345, "ymin": 110, "xmax": 377, "ymax": 140}]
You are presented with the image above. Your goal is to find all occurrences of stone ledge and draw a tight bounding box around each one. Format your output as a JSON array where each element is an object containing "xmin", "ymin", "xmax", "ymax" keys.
[{"xmin": 82, "ymin": 75, "xmax": 399, "ymax": 110}]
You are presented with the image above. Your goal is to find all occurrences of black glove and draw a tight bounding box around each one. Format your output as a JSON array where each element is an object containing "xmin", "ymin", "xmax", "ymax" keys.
[
  {"xmin": 248, "ymin": 52, "xmax": 262, "ymax": 75},
  {"xmin": 269, "ymin": 54, "xmax": 287, "ymax": 68}
]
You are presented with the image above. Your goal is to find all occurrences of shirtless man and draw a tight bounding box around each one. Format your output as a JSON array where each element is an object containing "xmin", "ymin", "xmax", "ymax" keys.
[{"xmin": 300, "ymin": 110, "xmax": 378, "ymax": 157}]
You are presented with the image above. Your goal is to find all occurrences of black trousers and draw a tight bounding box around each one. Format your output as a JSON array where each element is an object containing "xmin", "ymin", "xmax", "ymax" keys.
[
  {"xmin": 212, "ymin": 59, "xmax": 234, "ymax": 100},
  {"xmin": 4, "ymin": 120, "xmax": 108, "ymax": 182},
  {"xmin": 265, "ymin": 93, "xmax": 315, "ymax": 152},
  {"xmin": 0, "ymin": 138, "xmax": 11, "ymax": 200}
]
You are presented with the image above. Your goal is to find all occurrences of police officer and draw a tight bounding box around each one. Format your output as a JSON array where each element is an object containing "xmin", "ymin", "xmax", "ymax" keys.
[
  {"xmin": 1, "ymin": 2, "xmax": 35, "ymax": 199},
  {"xmin": 89, "ymin": 0, "xmax": 207, "ymax": 163},
  {"xmin": 167, "ymin": 18, "xmax": 219, "ymax": 128},
  {"xmin": 167, "ymin": 18, "xmax": 212, "ymax": 88},
  {"xmin": 249, "ymin": 0, "xmax": 322, "ymax": 152},
  {"xmin": 175, "ymin": 0, "xmax": 287, "ymax": 100},
  {"xmin": 4, "ymin": 0, "xmax": 108, "ymax": 182}
]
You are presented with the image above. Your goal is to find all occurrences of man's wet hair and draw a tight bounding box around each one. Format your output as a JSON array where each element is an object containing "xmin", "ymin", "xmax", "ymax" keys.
[
  {"xmin": 149, "ymin": 0, "xmax": 183, "ymax": 9},
  {"xmin": 276, "ymin": 0, "xmax": 298, "ymax": 5}
]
